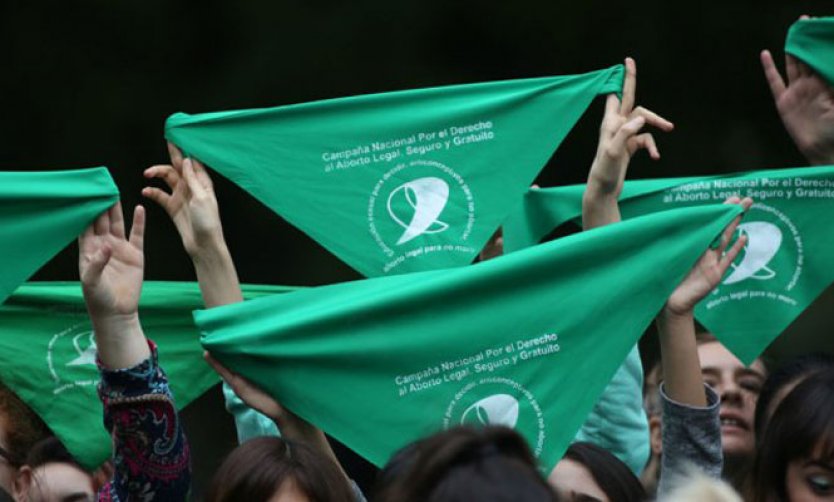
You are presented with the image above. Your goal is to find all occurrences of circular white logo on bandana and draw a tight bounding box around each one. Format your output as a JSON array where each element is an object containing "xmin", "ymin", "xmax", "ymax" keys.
[
  {"xmin": 461, "ymin": 394, "xmax": 520, "ymax": 428},
  {"xmin": 723, "ymin": 221, "xmax": 782, "ymax": 284},
  {"xmin": 444, "ymin": 377, "xmax": 545, "ymax": 456},
  {"xmin": 707, "ymin": 202, "xmax": 804, "ymax": 311},
  {"xmin": 387, "ymin": 176, "xmax": 451, "ymax": 245},
  {"xmin": 368, "ymin": 159, "xmax": 475, "ymax": 272},
  {"xmin": 47, "ymin": 323, "xmax": 100, "ymax": 395},
  {"xmin": 721, "ymin": 203, "xmax": 803, "ymax": 290}
]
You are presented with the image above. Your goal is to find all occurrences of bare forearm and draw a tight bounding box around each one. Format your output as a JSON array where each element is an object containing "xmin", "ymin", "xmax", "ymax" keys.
[
  {"xmin": 656, "ymin": 307, "xmax": 707, "ymax": 407},
  {"xmin": 190, "ymin": 235, "xmax": 243, "ymax": 308},
  {"xmin": 91, "ymin": 313, "xmax": 151, "ymax": 370},
  {"xmin": 292, "ymin": 426, "xmax": 348, "ymax": 481},
  {"xmin": 582, "ymin": 183, "xmax": 622, "ymax": 230},
  {"xmin": 267, "ymin": 410, "xmax": 350, "ymax": 482}
]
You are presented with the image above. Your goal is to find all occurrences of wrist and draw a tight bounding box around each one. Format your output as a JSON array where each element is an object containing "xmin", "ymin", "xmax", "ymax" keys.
[
  {"xmin": 90, "ymin": 311, "xmax": 141, "ymax": 337},
  {"xmin": 190, "ymin": 232, "xmax": 232, "ymax": 264},
  {"xmin": 90, "ymin": 313, "xmax": 151, "ymax": 370},
  {"xmin": 585, "ymin": 176, "xmax": 621, "ymax": 200},
  {"xmin": 659, "ymin": 303, "xmax": 694, "ymax": 322}
]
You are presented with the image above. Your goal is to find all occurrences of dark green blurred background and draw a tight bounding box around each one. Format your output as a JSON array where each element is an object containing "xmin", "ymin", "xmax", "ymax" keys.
[{"xmin": 3, "ymin": 0, "xmax": 832, "ymax": 494}]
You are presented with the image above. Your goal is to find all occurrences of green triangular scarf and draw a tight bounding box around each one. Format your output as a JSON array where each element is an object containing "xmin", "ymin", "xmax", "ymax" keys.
[
  {"xmin": 0, "ymin": 281, "xmax": 297, "ymax": 469},
  {"xmin": 196, "ymin": 203, "xmax": 741, "ymax": 470},
  {"xmin": 786, "ymin": 17, "xmax": 834, "ymax": 87},
  {"xmin": 503, "ymin": 165, "xmax": 834, "ymax": 364},
  {"xmin": 0, "ymin": 168, "xmax": 119, "ymax": 304},
  {"xmin": 166, "ymin": 65, "xmax": 623, "ymax": 277}
]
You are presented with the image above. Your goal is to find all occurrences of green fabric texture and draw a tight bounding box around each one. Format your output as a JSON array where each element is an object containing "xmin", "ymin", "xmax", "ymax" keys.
[
  {"xmin": 786, "ymin": 17, "xmax": 834, "ymax": 87},
  {"xmin": 0, "ymin": 281, "xmax": 296, "ymax": 470},
  {"xmin": 0, "ymin": 168, "xmax": 119, "ymax": 304},
  {"xmin": 503, "ymin": 165, "xmax": 834, "ymax": 364},
  {"xmin": 197, "ymin": 204, "xmax": 741, "ymax": 470},
  {"xmin": 165, "ymin": 66, "xmax": 623, "ymax": 278}
]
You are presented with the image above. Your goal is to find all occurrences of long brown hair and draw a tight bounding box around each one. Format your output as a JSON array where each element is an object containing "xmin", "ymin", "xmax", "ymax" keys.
[
  {"xmin": 204, "ymin": 436, "xmax": 354, "ymax": 502},
  {"xmin": 0, "ymin": 383, "xmax": 50, "ymax": 467}
]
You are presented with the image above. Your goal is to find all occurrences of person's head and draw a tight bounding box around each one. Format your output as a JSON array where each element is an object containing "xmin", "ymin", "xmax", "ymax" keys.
[
  {"xmin": 0, "ymin": 384, "xmax": 50, "ymax": 494},
  {"xmin": 13, "ymin": 437, "xmax": 94, "ymax": 502},
  {"xmin": 205, "ymin": 436, "xmax": 354, "ymax": 502},
  {"xmin": 696, "ymin": 333, "xmax": 767, "ymax": 460},
  {"xmin": 754, "ymin": 353, "xmax": 834, "ymax": 441},
  {"xmin": 549, "ymin": 442, "xmax": 646, "ymax": 502},
  {"xmin": 751, "ymin": 368, "xmax": 834, "ymax": 502},
  {"xmin": 374, "ymin": 426, "xmax": 557, "ymax": 502}
]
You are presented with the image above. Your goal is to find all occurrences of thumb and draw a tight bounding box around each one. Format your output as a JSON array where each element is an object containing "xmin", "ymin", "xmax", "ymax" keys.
[{"xmin": 81, "ymin": 245, "xmax": 112, "ymax": 286}]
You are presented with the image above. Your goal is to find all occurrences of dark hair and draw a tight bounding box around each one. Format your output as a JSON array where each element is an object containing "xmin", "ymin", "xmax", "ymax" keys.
[
  {"xmin": 0, "ymin": 383, "xmax": 51, "ymax": 467},
  {"xmin": 204, "ymin": 436, "xmax": 354, "ymax": 502},
  {"xmin": 24, "ymin": 437, "xmax": 83, "ymax": 471},
  {"xmin": 562, "ymin": 442, "xmax": 646, "ymax": 502},
  {"xmin": 751, "ymin": 369, "xmax": 834, "ymax": 502},
  {"xmin": 373, "ymin": 426, "xmax": 558, "ymax": 502},
  {"xmin": 753, "ymin": 352, "xmax": 834, "ymax": 440}
]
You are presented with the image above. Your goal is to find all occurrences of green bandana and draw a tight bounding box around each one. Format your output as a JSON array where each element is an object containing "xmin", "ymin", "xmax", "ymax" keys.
[
  {"xmin": 0, "ymin": 168, "xmax": 118, "ymax": 304},
  {"xmin": 197, "ymin": 204, "xmax": 741, "ymax": 470},
  {"xmin": 0, "ymin": 281, "xmax": 296, "ymax": 469},
  {"xmin": 786, "ymin": 17, "xmax": 834, "ymax": 87},
  {"xmin": 503, "ymin": 165, "xmax": 834, "ymax": 364},
  {"xmin": 166, "ymin": 66, "xmax": 623, "ymax": 277}
]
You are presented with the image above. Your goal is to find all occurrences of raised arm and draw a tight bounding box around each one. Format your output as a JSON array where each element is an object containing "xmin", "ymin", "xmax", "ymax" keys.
[
  {"xmin": 144, "ymin": 144, "xmax": 286, "ymax": 443},
  {"xmin": 203, "ymin": 354, "xmax": 348, "ymax": 474},
  {"xmin": 761, "ymin": 28, "xmax": 834, "ymax": 166},
  {"xmin": 79, "ymin": 203, "xmax": 190, "ymax": 500},
  {"xmin": 658, "ymin": 196, "xmax": 751, "ymax": 405},
  {"xmin": 655, "ymin": 197, "xmax": 751, "ymax": 496},
  {"xmin": 573, "ymin": 58, "xmax": 674, "ymax": 475},
  {"xmin": 143, "ymin": 143, "xmax": 242, "ymax": 307},
  {"xmin": 582, "ymin": 57, "xmax": 674, "ymax": 230},
  {"xmin": 79, "ymin": 202, "xmax": 149, "ymax": 369},
  {"xmin": 143, "ymin": 145, "xmax": 355, "ymax": 487}
]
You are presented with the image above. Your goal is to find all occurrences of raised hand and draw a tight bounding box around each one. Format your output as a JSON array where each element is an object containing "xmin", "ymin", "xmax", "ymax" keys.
[
  {"xmin": 761, "ymin": 42, "xmax": 834, "ymax": 165},
  {"xmin": 144, "ymin": 143, "xmax": 242, "ymax": 307},
  {"xmin": 657, "ymin": 197, "xmax": 752, "ymax": 408},
  {"xmin": 204, "ymin": 353, "xmax": 326, "ymax": 442},
  {"xmin": 78, "ymin": 203, "xmax": 150, "ymax": 368},
  {"xmin": 143, "ymin": 143, "xmax": 223, "ymax": 257},
  {"xmin": 665, "ymin": 197, "xmax": 753, "ymax": 316},
  {"xmin": 204, "ymin": 352, "xmax": 349, "ymax": 479},
  {"xmin": 583, "ymin": 58, "xmax": 674, "ymax": 229},
  {"xmin": 79, "ymin": 203, "xmax": 144, "ymax": 319}
]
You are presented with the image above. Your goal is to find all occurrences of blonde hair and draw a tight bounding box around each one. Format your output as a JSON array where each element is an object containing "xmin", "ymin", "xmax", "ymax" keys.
[{"xmin": 659, "ymin": 469, "xmax": 742, "ymax": 502}]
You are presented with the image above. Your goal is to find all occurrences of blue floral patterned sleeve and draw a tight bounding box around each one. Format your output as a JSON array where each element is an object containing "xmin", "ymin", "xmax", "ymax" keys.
[{"xmin": 96, "ymin": 340, "xmax": 191, "ymax": 501}]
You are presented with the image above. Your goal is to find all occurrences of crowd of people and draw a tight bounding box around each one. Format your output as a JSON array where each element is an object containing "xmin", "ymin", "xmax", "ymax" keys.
[{"xmin": 1, "ymin": 15, "xmax": 833, "ymax": 502}]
